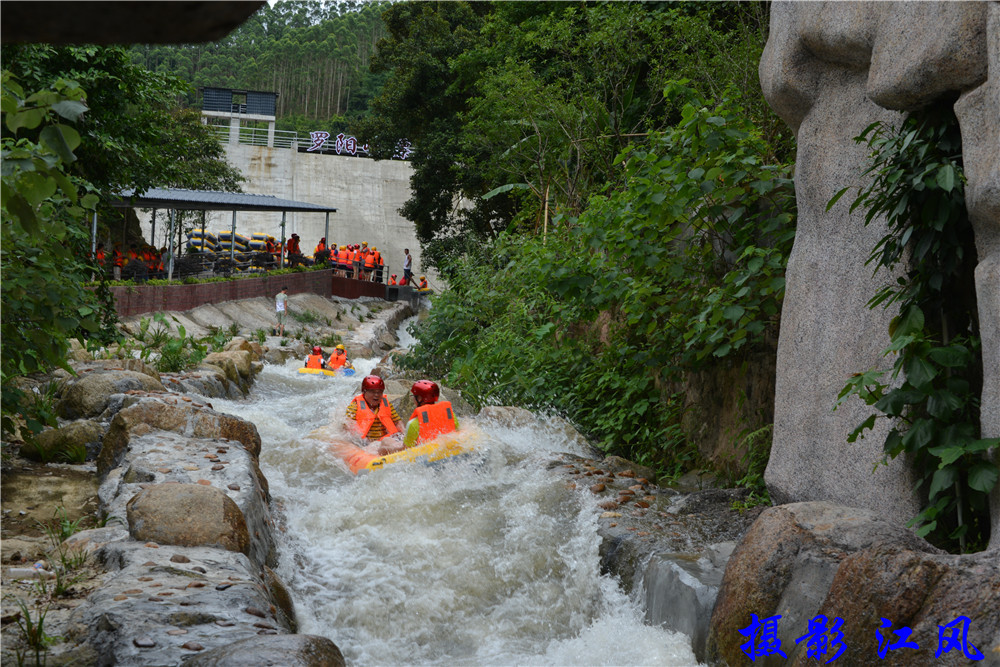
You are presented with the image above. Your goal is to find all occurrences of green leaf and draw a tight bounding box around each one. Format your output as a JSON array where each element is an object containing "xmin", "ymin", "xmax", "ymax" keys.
[
  {"xmin": 825, "ymin": 186, "xmax": 850, "ymax": 211},
  {"xmin": 483, "ymin": 182, "xmax": 531, "ymax": 200},
  {"xmin": 967, "ymin": 462, "xmax": 999, "ymax": 493},
  {"xmin": 50, "ymin": 99, "xmax": 88, "ymax": 122},
  {"xmin": 936, "ymin": 163, "xmax": 956, "ymax": 192},
  {"xmin": 722, "ymin": 304, "xmax": 745, "ymax": 321},
  {"xmin": 40, "ymin": 124, "xmax": 80, "ymax": 163},
  {"xmin": 928, "ymin": 466, "xmax": 957, "ymax": 500},
  {"xmin": 928, "ymin": 445, "xmax": 965, "ymax": 466}
]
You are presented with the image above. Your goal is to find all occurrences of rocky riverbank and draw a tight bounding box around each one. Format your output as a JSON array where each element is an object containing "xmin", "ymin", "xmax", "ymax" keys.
[
  {"xmin": 1, "ymin": 295, "xmax": 411, "ymax": 665},
  {"xmin": 4, "ymin": 293, "xmax": 998, "ymax": 666}
]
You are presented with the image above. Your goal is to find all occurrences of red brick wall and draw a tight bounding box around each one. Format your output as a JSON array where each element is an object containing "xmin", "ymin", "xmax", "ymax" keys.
[{"xmin": 109, "ymin": 271, "xmax": 335, "ymax": 318}]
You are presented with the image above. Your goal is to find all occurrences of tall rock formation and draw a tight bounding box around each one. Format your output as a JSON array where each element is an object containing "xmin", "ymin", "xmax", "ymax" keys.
[{"xmin": 759, "ymin": 1, "xmax": 1000, "ymax": 546}]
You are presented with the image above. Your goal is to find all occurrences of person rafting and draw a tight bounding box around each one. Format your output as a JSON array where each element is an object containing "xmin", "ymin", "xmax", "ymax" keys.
[
  {"xmin": 344, "ymin": 375, "xmax": 404, "ymax": 455},
  {"xmin": 403, "ymin": 380, "xmax": 458, "ymax": 448},
  {"xmin": 304, "ymin": 346, "xmax": 326, "ymax": 369},
  {"xmin": 328, "ymin": 344, "xmax": 348, "ymax": 369}
]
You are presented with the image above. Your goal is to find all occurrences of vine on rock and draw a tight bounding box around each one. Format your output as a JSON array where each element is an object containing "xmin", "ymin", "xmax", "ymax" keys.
[{"xmin": 832, "ymin": 104, "xmax": 999, "ymax": 552}]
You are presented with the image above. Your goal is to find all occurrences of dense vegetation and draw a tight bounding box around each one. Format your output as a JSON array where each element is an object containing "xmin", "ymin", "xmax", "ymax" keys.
[
  {"xmin": 356, "ymin": 1, "xmax": 796, "ymax": 481},
  {"xmin": 1, "ymin": 45, "xmax": 245, "ymax": 445}
]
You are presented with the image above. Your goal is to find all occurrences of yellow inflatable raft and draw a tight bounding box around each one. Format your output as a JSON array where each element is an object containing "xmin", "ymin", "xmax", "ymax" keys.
[
  {"xmin": 327, "ymin": 430, "xmax": 475, "ymax": 475},
  {"xmin": 297, "ymin": 367, "xmax": 355, "ymax": 377}
]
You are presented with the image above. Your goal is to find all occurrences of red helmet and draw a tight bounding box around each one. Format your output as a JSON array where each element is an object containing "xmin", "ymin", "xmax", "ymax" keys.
[
  {"xmin": 410, "ymin": 380, "xmax": 440, "ymax": 405},
  {"xmin": 312, "ymin": 346, "xmax": 322, "ymax": 355},
  {"xmin": 391, "ymin": 274, "xmax": 397, "ymax": 279},
  {"xmin": 361, "ymin": 375, "xmax": 385, "ymax": 392}
]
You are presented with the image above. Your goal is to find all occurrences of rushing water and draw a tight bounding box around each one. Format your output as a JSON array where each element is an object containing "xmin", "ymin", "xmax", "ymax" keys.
[{"xmin": 209, "ymin": 322, "xmax": 698, "ymax": 665}]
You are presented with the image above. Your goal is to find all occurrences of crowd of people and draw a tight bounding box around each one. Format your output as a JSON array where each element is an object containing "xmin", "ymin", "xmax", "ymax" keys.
[
  {"xmin": 95, "ymin": 233, "xmax": 432, "ymax": 291},
  {"xmin": 93, "ymin": 242, "xmax": 168, "ymax": 281}
]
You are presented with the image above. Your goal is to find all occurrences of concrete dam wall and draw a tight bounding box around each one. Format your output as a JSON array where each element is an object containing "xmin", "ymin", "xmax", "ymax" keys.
[{"xmin": 139, "ymin": 144, "xmax": 427, "ymax": 280}]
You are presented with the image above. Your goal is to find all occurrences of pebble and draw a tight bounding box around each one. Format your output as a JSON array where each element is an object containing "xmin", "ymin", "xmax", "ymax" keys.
[
  {"xmin": 181, "ymin": 642, "xmax": 205, "ymax": 651},
  {"xmin": 142, "ymin": 561, "xmax": 157, "ymax": 566},
  {"xmin": 170, "ymin": 554, "xmax": 191, "ymax": 563},
  {"xmin": 212, "ymin": 464, "xmax": 225, "ymax": 471},
  {"xmin": 184, "ymin": 465, "xmax": 199, "ymax": 471},
  {"xmin": 133, "ymin": 637, "xmax": 156, "ymax": 648},
  {"xmin": 589, "ymin": 483, "xmax": 605, "ymax": 493},
  {"xmin": 138, "ymin": 576, "xmax": 154, "ymax": 582},
  {"xmin": 192, "ymin": 566, "xmax": 207, "ymax": 574},
  {"xmin": 216, "ymin": 583, "xmax": 232, "ymax": 591},
  {"xmin": 244, "ymin": 606, "xmax": 267, "ymax": 618},
  {"xmin": 253, "ymin": 622, "xmax": 275, "ymax": 630},
  {"xmin": 257, "ymin": 629, "xmax": 278, "ymax": 635},
  {"xmin": 114, "ymin": 595, "xmax": 128, "ymax": 601},
  {"xmin": 634, "ymin": 501, "xmax": 650, "ymax": 509},
  {"xmin": 215, "ymin": 620, "xmax": 234, "ymax": 627},
  {"xmin": 148, "ymin": 596, "xmax": 164, "ymax": 602},
  {"xmin": 157, "ymin": 468, "xmax": 172, "ymax": 474},
  {"xmin": 227, "ymin": 484, "xmax": 241, "ymax": 491},
  {"xmin": 187, "ymin": 582, "xmax": 206, "ymax": 588},
  {"xmin": 167, "ymin": 629, "xmax": 188, "ymax": 636},
  {"xmin": 123, "ymin": 589, "xmax": 143, "ymax": 594},
  {"xmin": 196, "ymin": 480, "xmax": 212, "ymax": 486},
  {"xmin": 144, "ymin": 543, "xmax": 159, "ymax": 548}
]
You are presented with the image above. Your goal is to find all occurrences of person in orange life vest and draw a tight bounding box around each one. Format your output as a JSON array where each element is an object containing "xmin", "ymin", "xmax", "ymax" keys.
[
  {"xmin": 403, "ymin": 380, "xmax": 458, "ymax": 448},
  {"xmin": 363, "ymin": 246, "xmax": 376, "ymax": 279},
  {"xmin": 315, "ymin": 237, "xmax": 326, "ymax": 256},
  {"xmin": 94, "ymin": 243, "xmax": 106, "ymax": 267},
  {"xmin": 344, "ymin": 375, "xmax": 404, "ymax": 455},
  {"xmin": 418, "ymin": 276, "xmax": 429, "ymax": 290},
  {"xmin": 304, "ymin": 345, "xmax": 327, "ymax": 369},
  {"xmin": 328, "ymin": 344, "xmax": 348, "ymax": 369},
  {"xmin": 388, "ymin": 274, "xmax": 398, "ymax": 286},
  {"xmin": 353, "ymin": 243, "xmax": 365, "ymax": 279},
  {"xmin": 373, "ymin": 247, "xmax": 384, "ymax": 283},
  {"xmin": 112, "ymin": 245, "xmax": 123, "ymax": 280}
]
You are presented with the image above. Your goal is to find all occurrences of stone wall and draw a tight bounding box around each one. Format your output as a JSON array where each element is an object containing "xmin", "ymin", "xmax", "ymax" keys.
[{"xmin": 760, "ymin": 2, "xmax": 999, "ymax": 546}]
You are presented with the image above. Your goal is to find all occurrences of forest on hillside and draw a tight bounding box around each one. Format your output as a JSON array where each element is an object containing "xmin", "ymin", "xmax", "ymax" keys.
[{"xmin": 128, "ymin": 0, "xmax": 390, "ymax": 135}]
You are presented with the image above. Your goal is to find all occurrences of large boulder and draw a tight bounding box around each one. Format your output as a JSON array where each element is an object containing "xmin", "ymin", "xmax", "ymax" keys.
[
  {"xmin": 185, "ymin": 634, "xmax": 345, "ymax": 667},
  {"xmin": 58, "ymin": 369, "xmax": 165, "ymax": 419},
  {"xmin": 33, "ymin": 418, "xmax": 105, "ymax": 460},
  {"xmin": 706, "ymin": 502, "xmax": 999, "ymax": 666},
  {"xmin": 126, "ymin": 483, "xmax": 250, "ymax": 556},
  {"xmin": 99, "ymin": 394, "xmax": 262, "ymax": 475}
]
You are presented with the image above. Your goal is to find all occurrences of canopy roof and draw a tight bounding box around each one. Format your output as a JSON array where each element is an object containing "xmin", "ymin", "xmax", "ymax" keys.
[{"xmin": 112, "ymin": 188, "xmax": 337, "ymax": 213}]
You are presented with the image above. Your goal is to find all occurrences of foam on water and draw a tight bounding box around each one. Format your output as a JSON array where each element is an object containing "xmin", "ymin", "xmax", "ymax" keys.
[{"xmin": 210, "ymin": 352, "xmax": 700, "ymax": 665}]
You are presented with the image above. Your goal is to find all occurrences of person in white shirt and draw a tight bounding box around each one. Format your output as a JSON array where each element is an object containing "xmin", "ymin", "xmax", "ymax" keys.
[
  {"xmin": 274, "ymin": 286, "xmax": 288, "ymax": 336},
  {"xmin": 403, "ymin": 248, "xmax": 413, "ymax": 285}
]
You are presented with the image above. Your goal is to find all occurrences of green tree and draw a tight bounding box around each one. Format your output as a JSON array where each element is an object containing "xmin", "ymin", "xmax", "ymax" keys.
[{"xmin": 1, "ymin": 72, "xmax": 102, "ymax": 440}]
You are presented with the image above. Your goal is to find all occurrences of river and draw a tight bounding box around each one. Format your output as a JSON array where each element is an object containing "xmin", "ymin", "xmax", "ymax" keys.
[{"xmin": 208, "ymin": 319, "xmax": 699, "ymax": 665}]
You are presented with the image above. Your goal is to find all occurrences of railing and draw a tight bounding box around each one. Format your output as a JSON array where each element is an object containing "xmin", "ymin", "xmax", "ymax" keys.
[{"xmin": 206, "ymin": 125, "xmax": 301, "ymax": 149}]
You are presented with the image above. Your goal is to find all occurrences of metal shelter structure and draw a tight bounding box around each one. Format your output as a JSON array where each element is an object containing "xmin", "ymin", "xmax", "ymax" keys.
[{"xmin": 109, "ymin": 187, "xmax": 338, "ymax": 280}]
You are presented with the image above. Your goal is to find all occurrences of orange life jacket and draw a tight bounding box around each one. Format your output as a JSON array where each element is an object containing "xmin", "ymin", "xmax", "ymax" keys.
[
  {"xmin": 306, "ymin": 354, "xmax": 325, "ymax": 369},
  {"xmin": 344, "ymin": 248, "xmax": 354, "ymax": 263},
  {"xmin": 374, "ymin": 251, "xmax": 382, "ymax": 266},
  {"xmin": 95, "ymin": 249, "xmax": 106, "ymax": 266},
  {"xmin": 388, "ymin": 277, "xmax": 397, "ymax": 286},
  {"xmin": 352, "ymin": 395, "xmax": 400, "ymax": 439},
  {"xmin": 419, "ymin": 279, "xmax": 428, "ymax": 289},
  {"xmin": 113, "ymin": 249, "xmax": 123, "ymax": 267},
  {"xmin": 364, "ymin": 252, "xmax": 375, "ymax": 268},
  {"xmin": 328, "ymin": 350, "xmax": 346, "ymax": 368},
  {"xmin": 409, "ymin": 401, "xmax": 457, "ymax": 443},
  {"xmin": 315, "ymin": 242, "xmax": 326, "ymax": 254}
]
